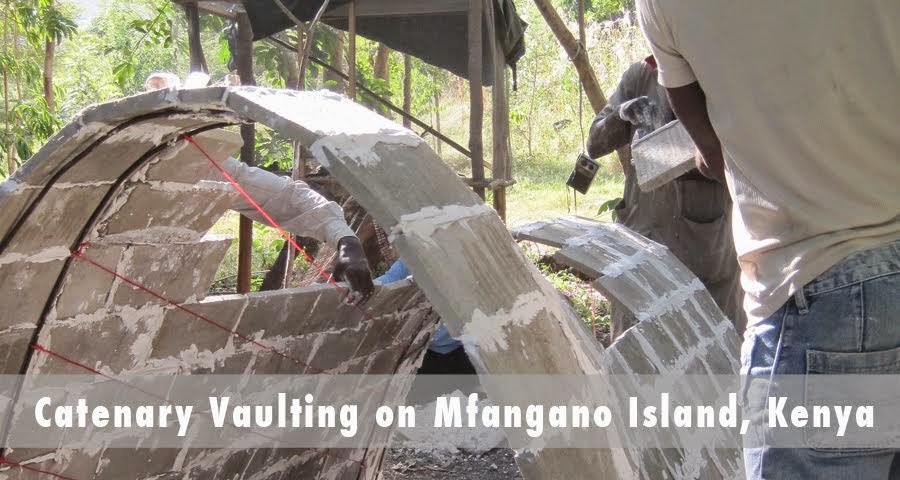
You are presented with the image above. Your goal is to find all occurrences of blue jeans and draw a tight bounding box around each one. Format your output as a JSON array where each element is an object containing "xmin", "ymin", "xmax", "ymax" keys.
[
  {"xmin": 742, "ymin": 240, "xmax": 900, "ymax": 479},
  {"xmin": 376, "ymin": 260, "xmax": 463, "ymax": 354}
]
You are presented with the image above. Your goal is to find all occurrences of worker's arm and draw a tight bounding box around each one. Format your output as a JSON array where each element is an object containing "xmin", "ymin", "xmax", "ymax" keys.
[
  {"xmin": 635, "ymin": 0, "xmax": 725, "ymax": 183},
  {"xmin": 586, "ymin": 104, "xmax": 632, "ymax": 159},
  {"xmin": 586, "ymin": 66, "xmax": 637, "ymax": 159},
  {"xmin": 220, "ymin": 158, "xmax": 374, "ymax": 304},
  {"xmin": 144, "ymin": 73, "xmax": 373, "ymax": 302},
  {"xmin": 665, "ymin": 83, "xmax": 726, "ymax": 183}
]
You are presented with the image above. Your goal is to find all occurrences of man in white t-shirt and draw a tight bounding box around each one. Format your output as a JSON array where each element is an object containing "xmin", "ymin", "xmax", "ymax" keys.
[{"xmin": 635, "ymin": 1, "xmax": 900, "ymax": 478}]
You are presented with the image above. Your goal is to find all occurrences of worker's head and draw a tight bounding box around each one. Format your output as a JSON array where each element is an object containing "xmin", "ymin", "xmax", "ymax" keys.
[{"xmin": 144, "ymin": 72, "xmax": 181, "ymax": 91}]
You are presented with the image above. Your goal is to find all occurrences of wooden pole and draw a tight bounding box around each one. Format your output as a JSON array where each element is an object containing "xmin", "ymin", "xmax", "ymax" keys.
[
  {"xmin": 297, "ymin": 0, "xmax": 332, "ymax": 89},
  {"xmin": 467, "ymin": 0, "xmax": 485, "ymax": 200},
  {"xmin": 347, "ymin": 1, "xmax": 357, "ymax": 101},
  {"xmin": 434, "ymin": 91, "xmax": 442, "ymax": 157},
  {"xmin": 184, "ymin": 1, "xmax": 208, "ymax": 73},
  {"xmin": 578, "ymin": 0, "xmax": 586, "ymax": 49},
  {"xmin": 236, "ymin": 13, "xmax": 256, "ymax": 294},
  {"xmin": 488, "ymin": 0, "xmax": 511, "ymax": 222},
  {"xmin": 532, "ymin": 0, "xmax": 607, "ymax": 113},
  {"xmin": 271, "ymin": 36, "xmax": 481, "ymax": 163},
  {"xmin": 284, "ymin": 25, "xmax": 306, "ymax": 289}
]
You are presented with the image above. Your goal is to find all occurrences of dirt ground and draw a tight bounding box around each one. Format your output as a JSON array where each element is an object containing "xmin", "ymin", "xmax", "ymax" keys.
[
  {"xmin": 381, "ymin": 448, "xmax": 522, "ymax": 480},
  {"xmin": 379, "ymin": 322, "xmax": 611, "ymax": 480}
]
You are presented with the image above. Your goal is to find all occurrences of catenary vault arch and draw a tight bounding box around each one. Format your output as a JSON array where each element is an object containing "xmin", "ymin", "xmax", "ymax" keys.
[{"xmin": 0, "ymin": 87, "xmax": 743, "ymax": 479}]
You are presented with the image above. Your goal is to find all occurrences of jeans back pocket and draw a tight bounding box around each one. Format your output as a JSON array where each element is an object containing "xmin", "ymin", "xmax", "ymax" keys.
[{"xmin": 804, "ymin": 346, "xmax": 900, "ymax": 453}]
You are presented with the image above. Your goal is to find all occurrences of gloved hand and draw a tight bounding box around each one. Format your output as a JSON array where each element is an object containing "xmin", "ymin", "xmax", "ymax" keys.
[
  {"xmin": 618, "ymin": 96, "xmax": 656, "ymax": 128},
  {"xmin": 333, "ymin": 236, "xmax": 375, "ymax": 305}
]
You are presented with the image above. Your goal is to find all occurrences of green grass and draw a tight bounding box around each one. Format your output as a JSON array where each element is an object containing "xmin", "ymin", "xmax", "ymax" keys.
[
  {"xmin": 506, "ymin": 156, "xmax": 624, "ymax": 227},
  {"xmin": 443, "ymin": 149, "xmax": 625, "ymax": 227}
]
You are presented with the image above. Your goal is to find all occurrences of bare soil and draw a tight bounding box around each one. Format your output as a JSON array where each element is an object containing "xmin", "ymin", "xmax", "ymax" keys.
[
  {"xmin": 381, "ymin": 448, "xmax": 522, "ymax": 480},
  {"xmin": 380, "ymin": 320, "xmax": 611, "ymax": 480}
]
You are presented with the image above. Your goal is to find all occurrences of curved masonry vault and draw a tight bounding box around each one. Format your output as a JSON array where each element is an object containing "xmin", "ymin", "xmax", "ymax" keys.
[
  {"xmin": 0, "ymin": 88, "xmax": 744, "ymax": 479},
  {"xmin": 513, "ymin": 216, "xmax": 745, "ymax": 479}
]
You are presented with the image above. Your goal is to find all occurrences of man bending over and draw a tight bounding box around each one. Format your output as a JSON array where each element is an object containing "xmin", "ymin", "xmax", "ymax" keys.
[{"xmin": 586, "ymin": 56, "xmax": 744, "ymax": 339}]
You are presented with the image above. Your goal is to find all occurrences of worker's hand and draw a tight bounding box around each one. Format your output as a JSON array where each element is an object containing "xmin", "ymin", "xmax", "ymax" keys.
[
  {"xmin": 333, "ymin": 236, "xmax": 375, "ymax": 306},
  {"xmin": 618, "ymin": 96, "xmax": 655, "ymax": 127},
  {"xmin": 694, "ymin": 147, "xmax": 727, "ymax": 184}
]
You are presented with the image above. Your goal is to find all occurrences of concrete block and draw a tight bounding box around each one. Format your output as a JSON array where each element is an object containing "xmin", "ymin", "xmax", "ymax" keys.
[
  {"xmin": 280, "ymin": 453, "xmax": 329, "ymax": 480},
  {"xmin": 336, "ymin": 354, "xmax": 370, "ymax": 375},
  {"xmin": 0, "ymin": 258, "xmax": 66, "ymax": 330},
  {"xmin": 151, "ymin": 294, "xmax": 246, "ymax": 360},
  {"xmin": 308, "ymin": 327, "xmax": 370, "ymax": 371},
  {"xmin": 55, "ymin": 119, "xmax": 204, "ymax": 185},
  {"xmin": 21, "ymin": 449, "xmax": 100, "ymax": 480},
  {"xmin": 631, "ymin": 120, "xmax": 696, "ymax": 191},
  {"xmin": 679, "ymin": 298, "xmax": 718, "ymax": 342},
  {"xmin": 702, "ymin": 343, "xmax": 737, "ymax": 375},
  {"xmin": 97, "ymin": 183, "xmax": 240, "ymax": 243},
  {"xmin": 364, "ymin": 282, "xmax": 420, "ymax": 318},
  {"xmin": 216, "ymin": 350, "xmax": 256, "ymax": 375},
  {"xmin": 723, "ymin": 327, "xmax": 742, "ymax": 358},
  {"xmin": 111, "ymin": 237, "xmax": 232, "ymax": 308},
  {"xmin": 657, "ymin": 309, "xmax": 700, "ymax": 356},
  {"xmin": 94, "ymin": 448, "xmax": 180, "ymax": 480},
  {"xmin": 319, "ymin": 454, "xmax": 363, "ymax": 480},
  {"xmin": 54, "ymin": 243, "xmax": 125, "ymax": 318},
  {"xmin": 0, "ymin": 183, "xmax": 38, "ymax": 240},
  {"xmin": 0, "ymin": 328, "xmax": 33, "ymax": 374},
  {"xmin": 606, "ymin": 333, "xmax": 660, "ymax": 375},
  {"xmin": 60, "ymin": 104, "xmax": 230, "ymax": 188},
  {"xmin": 242, "ymin": 333, "xmax": 321, "ymax": 374},
  {"xmin": 143, "ymin": 128, "xmax": 243, "ymax": 185},
  {"xmin": 633, "ymin": 318, "xmax": 685, "ymax": 370},
  {"xmin": 3, "ymin": 184, "xmax": 107, "ymax": 257},
  {"xmin": 214, "ymin": 449, "xmax": 254, "ymax": 479},
  {"xmin": 365, "ymin": 346, "xmax": 403, "ymax": 374},
  {"xmin": 40, "ymin": 308, "xmax": 163, "ymax": 374},
  {"xmin": 239, "ymin": 285, "xmax": 336, "ymax": 339},
  {"xmin": 1, "ymin": 447, "xmax": 56, "ymax": 465},
  {"xmin": 354, "ymin": 319, "xmax": 393, "ymax": 359},
  {"xmin": 690, "ymin": 290, "xmax": 728, "ymax": 331}
]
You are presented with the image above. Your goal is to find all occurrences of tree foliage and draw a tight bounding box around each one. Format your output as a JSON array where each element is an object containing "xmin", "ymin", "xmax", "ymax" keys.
[
  {"xmin": 559, "ymin": 0, "xmax": 630, "ymax": 22},
  {"xmin": 0, "ymin": 0, "xmax": 76, "ymax": 176},
  {"xmin": 17, "ymin": 0, "xmax": 77, "ymax": 47}
]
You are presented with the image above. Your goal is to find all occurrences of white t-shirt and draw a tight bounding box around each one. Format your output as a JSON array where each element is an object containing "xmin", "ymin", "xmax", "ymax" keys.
[
  {"xmin": 220, "ymin": 158, "xmax": 355, "ymax": 248},
  {"xmin": 636, "ymin": 0, "xmax": 900, "ymax": 322}
]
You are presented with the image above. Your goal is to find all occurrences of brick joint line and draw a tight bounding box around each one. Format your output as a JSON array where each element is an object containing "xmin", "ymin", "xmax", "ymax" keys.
[
  {"xmin": 27, "ymin": 342, "xmax": 371, "ymax": 478},
  {"xmin": 70, "ymin": 248, "xmax": 327, "ymax": 374}
]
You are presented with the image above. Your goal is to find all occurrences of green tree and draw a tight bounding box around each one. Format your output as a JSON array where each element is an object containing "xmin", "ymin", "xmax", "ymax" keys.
[
  {"xmin": 17, "ymin": 0, "xmax": 77, "ymax": 113},
  {"xmin": 0, "ymin": 0, "xmax": 75, "ymax": 177}
]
